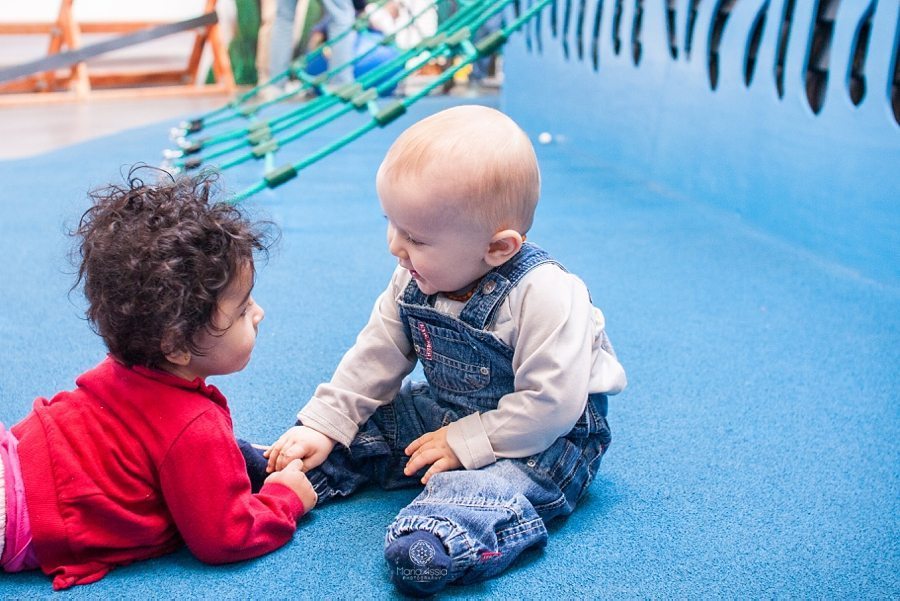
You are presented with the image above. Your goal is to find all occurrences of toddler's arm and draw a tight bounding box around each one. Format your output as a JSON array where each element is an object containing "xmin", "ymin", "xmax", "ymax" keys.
[{"xmin": 159, "ymin": 408, "xmax": 308, "ymax": 564}]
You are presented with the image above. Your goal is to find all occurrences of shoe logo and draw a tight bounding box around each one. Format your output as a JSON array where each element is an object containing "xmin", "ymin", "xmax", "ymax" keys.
[{"xmin": 409, "ymin": 540, "xmax": 436, "ymax": 567}]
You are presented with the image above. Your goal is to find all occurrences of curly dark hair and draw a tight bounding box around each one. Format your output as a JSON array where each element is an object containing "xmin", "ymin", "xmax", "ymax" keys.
[{"xmin": 72, "ymin": 166, "xmax": 276, "ymax": 368}]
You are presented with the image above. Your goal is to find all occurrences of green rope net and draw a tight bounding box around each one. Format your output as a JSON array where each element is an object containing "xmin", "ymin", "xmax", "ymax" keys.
[{"xmin": 162, "ymin": 0, "xmax": 550, "ymax": 203}]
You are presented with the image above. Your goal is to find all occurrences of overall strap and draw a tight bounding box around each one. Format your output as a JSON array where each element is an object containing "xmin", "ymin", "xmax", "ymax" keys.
[
  {"xmin": 458, "ymin": 242, "xmax": 563, "ymax": 330},
  {"xmin": 399, "ymin": 243, "xmax": 565, "ymax": 328}
]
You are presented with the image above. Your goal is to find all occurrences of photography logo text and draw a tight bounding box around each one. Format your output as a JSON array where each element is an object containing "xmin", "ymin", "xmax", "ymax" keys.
[{"xmin": 396, "ymin": 540, "xmax": 448, "ymax": 582}]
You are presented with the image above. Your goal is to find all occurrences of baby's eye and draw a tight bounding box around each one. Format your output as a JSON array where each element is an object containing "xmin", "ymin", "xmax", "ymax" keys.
[{"xmin": 405, "ymin": 234, "xmax": 423, "ymax": 246}]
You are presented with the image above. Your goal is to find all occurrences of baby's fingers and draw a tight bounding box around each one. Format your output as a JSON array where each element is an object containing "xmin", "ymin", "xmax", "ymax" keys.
[
  {"xmin": 266, "ymin": 436, "xmax": 291, "ymax": 472},
  {"xmin": 421, "ymin": 458, "xmax": 453, "ymax": 485},
  {"xmin": 265, "ymin": 445, "xmax": 282, "ymax": 472},
  {"xmin": 404, "ymin": 446, "xmax": 439, "ymax": 476},
  {"xmin": 275, "ymin": 442, "xmax": 304, "ymax": 471},
  {"xmin": 404, "ymin": 432, "xmax": 431, "ymax": 456},
  {"xmin": 275, "ymin": 449, "xmax": 292, "ymax": 472}
]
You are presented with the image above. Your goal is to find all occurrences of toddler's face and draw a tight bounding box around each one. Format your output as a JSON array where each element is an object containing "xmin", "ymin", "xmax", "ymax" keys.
[
  {"xmin": 188, "ymin": 263, "xmax": 264, "ymax": 378},
  {"xmin": 379, "ymin": 175, "xmax": 494, "ymax": 296}
]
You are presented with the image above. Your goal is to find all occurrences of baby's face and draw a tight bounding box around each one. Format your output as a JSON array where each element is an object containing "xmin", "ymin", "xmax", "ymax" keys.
[{"xmin": 379, "ymin": 175, "xmax": 495, "ymax": 296}]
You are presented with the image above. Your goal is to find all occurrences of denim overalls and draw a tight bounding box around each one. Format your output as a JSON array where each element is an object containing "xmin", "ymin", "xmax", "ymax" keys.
[{"xmin": 304, "ymin": 243, "xmax": 612, "ymax": 584}]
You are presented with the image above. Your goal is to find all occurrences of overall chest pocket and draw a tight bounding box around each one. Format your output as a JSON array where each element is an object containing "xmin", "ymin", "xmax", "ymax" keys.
[{"xmin": 408, "ymin": 319, "xmax": 491, "ymax": 393}]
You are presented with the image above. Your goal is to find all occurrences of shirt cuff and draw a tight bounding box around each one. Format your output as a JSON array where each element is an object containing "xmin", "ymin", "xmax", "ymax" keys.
[
  {"xmin": 297, "ymin": 397, "xmax": 360, "ymax": 448},
  {"xmin": 260, "ymin": 480, "xmax": 306, "ymax": 518},
  {"xmin": 446, "ymin": 413, "xmax": 496, "ymax": 469}
]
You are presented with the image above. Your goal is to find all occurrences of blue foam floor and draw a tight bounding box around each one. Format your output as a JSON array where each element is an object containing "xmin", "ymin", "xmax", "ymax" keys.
[{"xmin": 0, "ymin": 96, "xmax": 897, "ymax": 598}]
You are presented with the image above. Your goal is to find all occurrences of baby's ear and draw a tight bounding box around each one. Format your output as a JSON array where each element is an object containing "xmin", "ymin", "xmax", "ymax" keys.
[{"xmin": 485, "ymin": 230, "xmax": 524, "ymax": 267}]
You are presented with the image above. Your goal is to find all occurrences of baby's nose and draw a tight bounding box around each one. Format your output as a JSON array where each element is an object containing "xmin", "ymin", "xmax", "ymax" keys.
[{"xmin": 387, "ymin": 235, "xmax": 406, "ymax": 259}]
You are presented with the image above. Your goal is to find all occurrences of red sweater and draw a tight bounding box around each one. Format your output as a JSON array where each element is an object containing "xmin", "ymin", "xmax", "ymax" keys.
[{"xmin": 11, "ymin": 357, "xmax": 304, "ymax": 590}]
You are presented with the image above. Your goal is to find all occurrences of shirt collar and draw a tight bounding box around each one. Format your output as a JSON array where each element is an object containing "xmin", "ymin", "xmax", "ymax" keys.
[{"xmin": 110, "ymin": 356, "xmax": 227, "ymax": 406}]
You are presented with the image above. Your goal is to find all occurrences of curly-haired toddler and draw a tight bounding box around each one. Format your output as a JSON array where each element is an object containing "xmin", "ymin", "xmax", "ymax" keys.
[{"xmin": 0, "ymin": 168, "xmax": 316, "ymax": 590}]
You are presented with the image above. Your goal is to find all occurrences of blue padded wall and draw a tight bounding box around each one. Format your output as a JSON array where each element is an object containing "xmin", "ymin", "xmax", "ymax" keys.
[{"xmin": 502, "ymin": 0, "xmax": 899, "ymax": 285}]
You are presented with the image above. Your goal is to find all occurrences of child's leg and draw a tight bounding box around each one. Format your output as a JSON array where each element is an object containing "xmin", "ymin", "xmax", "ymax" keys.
[
  {"xmin": 236, "ymin": 439, "xmax": 269, "ymax": 493},
  {"xmin": 306, "ymin": 381, "xmax": 456, "ymax": 504},
  {"xmin": 385, "ymin": 394, "xmax": 612, "ymax": 592}
]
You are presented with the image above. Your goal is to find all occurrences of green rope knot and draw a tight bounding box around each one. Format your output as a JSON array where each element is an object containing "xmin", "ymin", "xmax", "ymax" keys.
[
  {"xmin": 352, "ymin": 88, "xmax": 379, "ymax": 110},
  {"xmin": 374, "ymin": 101, "xmax": 407, "ymax": 126},
  {"xmin": 248, "ymin": 126, "xmax": 272, "ymax": 145},
  {"xmin": 445, "ymin": 28, "xmax": 471, "ymax": 48},
  {"xmin": 252, "ymin": 139, "xmax": 280, "ymax": 158},
  {"xmin": 335, "ymin": 82, "xmax": 364, "ymax": 101},
  {"xmin": 475, "ymin": 30, "xmax": 508, "ymax": 57},
  {"xmin": 264, "ymin": 165, "xmax": 298, "ymax": 188},
  {"xmin": 425, "ymin": 33, "xmax": 446, "ymax": 49}
]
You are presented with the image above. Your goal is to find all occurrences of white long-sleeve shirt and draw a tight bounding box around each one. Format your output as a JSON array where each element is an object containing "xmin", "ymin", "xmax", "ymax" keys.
[{"xmin": 299, "ymin": 263, "xmax": 627, "ymax": 469}]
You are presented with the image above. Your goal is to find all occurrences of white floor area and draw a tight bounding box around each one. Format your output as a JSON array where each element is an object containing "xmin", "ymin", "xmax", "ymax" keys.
[{"xmin": 0, "ymin": 95, "xmax": 228, "ymax": 160}]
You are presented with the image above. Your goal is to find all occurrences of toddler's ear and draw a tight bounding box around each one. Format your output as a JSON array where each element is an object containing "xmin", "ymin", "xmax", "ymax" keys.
[
  {"xmin": 161, "ymin": 331, "xmax": 191, "ymax": 366},
  {"xmin": 485, "ymin": 230, "xmax": 524, "ymax": 266}
]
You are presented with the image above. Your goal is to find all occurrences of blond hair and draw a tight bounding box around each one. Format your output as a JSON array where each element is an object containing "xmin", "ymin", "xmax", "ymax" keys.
[{"xmin": 376, "ymin": 105, "xmax": 540, "ymax": 233}]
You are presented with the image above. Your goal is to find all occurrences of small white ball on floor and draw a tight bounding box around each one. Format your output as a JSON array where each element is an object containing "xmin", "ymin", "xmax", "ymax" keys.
[{"xmin": 538, "ymin": 132, "xmax": 553, "ymax": 144}]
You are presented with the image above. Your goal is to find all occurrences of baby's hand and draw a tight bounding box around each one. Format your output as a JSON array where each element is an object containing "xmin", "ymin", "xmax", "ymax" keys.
[
  {"xmin": 265, "ymin": 459, "xmax": 318, "ymax": 513},
  {"xmin": 404, "ymin": 426, "xmax": 462, "ymax": 484},
  {"xmin": 264, "ymin": 425, "xmax": 336, "ymax": 473}
]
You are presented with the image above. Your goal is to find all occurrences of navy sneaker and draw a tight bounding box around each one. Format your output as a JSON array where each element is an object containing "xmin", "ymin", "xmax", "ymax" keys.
[
  {"xmin": 236, "ymin": 439, "xmax": 269, "ymax": 493},
  {"xmin": 385, "ymin": 531, "xmax": 452, "ymax": 597}
]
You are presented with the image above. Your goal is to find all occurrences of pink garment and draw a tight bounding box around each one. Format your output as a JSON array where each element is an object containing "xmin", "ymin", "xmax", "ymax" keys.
[{"xmin": 0, "ymin": 423, "xmax": 39, "ymax": 572}]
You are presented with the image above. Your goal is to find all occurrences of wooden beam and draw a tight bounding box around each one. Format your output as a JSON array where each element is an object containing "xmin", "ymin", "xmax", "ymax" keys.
[{"xmin": 0, "ymin": 1, "xmax": 234, "ymax": 99}]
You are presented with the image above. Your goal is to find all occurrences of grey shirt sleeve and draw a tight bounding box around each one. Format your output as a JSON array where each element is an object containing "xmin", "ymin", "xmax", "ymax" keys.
[
  {"xmin": 298, "ymin": 267, "xmax": 416, "ymax": 446},
  {"xmin": 446, "ymin": 265, "xmax": 627, "ymax": 469}
]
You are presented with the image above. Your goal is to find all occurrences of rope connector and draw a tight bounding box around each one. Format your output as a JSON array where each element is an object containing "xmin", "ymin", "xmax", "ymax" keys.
[
  {"xmin": 264, "ymin": 165, "xmax": 298, "ymax": 188},
  {"xmin": 445, "ymin": 28, "xmax": 471, "ymax": 48},
  {"xmin": 374, "ymin": 101, "xmax": 407, "ymax": 126},
  {"xmin": 351, "ymin": 88, "xmax": 378, "ymax": 110},
  {"xmin": 248, "ymin": 126, "xmax": 272, "ymax": 145},
  {"xmin": 475, "ymin": 31, "xmax": 508, "ymax": 57},
  {"xmin": 252, "ymin": 139, "xmax": 280, "ymax": 158}
]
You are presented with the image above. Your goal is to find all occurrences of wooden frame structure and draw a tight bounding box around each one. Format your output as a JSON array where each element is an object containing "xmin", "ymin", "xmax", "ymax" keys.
[{"xmin": 0, "ymin": 0, "xmax": 234, "ymax": 103}]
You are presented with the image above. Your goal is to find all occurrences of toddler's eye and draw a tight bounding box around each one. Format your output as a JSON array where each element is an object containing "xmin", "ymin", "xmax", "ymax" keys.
[{"xmin": 405, "ymin": 234, "xmax": 423, "ymax": 246}]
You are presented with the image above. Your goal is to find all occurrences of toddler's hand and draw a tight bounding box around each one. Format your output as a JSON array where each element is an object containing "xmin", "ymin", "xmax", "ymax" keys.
[
  {"xmin": 404, "ymin": 426, "xmax": 462, "ymax": 484},
  {"xmin": 265, "ymin": 459, "xmax": 318, "ymax": 513},
  {"xmin": 264, "ymin": 425, "xmax": 336, "ymax": 473}
]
